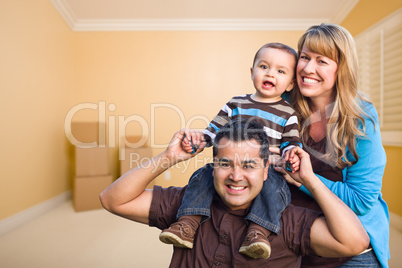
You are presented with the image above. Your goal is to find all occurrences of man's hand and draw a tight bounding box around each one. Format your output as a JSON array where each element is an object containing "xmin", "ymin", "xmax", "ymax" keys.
[
  {"xmin": 283, "ymin": 147, "xmax": 301, "ymax": 172},
  {"xmin": 272, "ymin": 146, "xmax": 314, "ymax": 188},
  {"xmin": 100, "ymin": 128, "xmax": 206, "ymax": 224},
  {"xmin": 181, "ymin": 129, "xmax": 206, "ymax": 154},
  {"xmin": 284, "ymin": 147, "xmax": 315, "ymax": 186},
  {"xmin": 168, "ymin": 129, "xmax": 206, "ymax": 163},
  {"xmin": 269, "ymin": 146, "xmax": 302, "ymax": 188}
]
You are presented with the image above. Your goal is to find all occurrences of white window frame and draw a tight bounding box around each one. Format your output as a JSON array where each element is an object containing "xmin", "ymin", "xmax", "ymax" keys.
[{"xmin": 355, "ymin": 9, "xmax": 402, "ymax": 146}]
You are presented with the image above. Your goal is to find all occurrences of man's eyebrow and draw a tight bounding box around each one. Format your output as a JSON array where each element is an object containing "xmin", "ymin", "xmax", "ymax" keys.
[
  {"xmin": 215, "ymin": 158, "xmax": 258, "ymax": 165},
  {"xmin": 216, "ymin": 158, "xmax": 231, "ymax": 163},
  {"xmin": 242, "ymin": 159, "xmax": 257, "ymax": 165}
]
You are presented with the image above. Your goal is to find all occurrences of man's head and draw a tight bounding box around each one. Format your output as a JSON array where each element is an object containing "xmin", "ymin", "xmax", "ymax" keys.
[{"xmin": 212, "ymin": 119, "xmax": 270, "ymax": 210}]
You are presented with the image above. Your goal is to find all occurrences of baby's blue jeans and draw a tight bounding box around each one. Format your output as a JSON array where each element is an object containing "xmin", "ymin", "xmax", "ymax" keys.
[{"xmin": 177, "ymin": 163, "xmax": 291, "ymax": 234}]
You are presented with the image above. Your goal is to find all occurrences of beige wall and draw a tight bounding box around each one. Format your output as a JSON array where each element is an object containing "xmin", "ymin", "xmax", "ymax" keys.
[
  {"xmin": 0, "ymin": 0, "xmax": 74, "ymax": 220},
  {"xmin": 381, "ymin": 147, "xmax": 402, "ymax": 216},
  {"xmin": 341, "ymin": 0, "xmax": 402, "ymax": 36},
  {"xmin": 1, "ymin": 0, "xmax": 401, "ymax": 221},
  {"xmin": 341, "ymin": 1, "xmax": 402, "ymax": 216},
  {"xmin": 71, "ymin": 31, "xmax": 303, "ymax": 187}
]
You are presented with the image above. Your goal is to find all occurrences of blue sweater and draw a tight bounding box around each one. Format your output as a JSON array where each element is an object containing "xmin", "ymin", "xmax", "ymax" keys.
[{"xmin": 299, "ymin": 102, "xmax": 389, "ymax": 267}]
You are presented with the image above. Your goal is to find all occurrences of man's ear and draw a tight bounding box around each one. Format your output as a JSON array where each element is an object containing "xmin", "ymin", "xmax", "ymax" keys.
[{"xmin": 263, "ymin": 165, "xmax": 269, "ymax": 182}]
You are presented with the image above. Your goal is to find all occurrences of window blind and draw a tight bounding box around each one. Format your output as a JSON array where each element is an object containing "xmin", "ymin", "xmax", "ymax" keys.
[{"xmin": 355, "ymin": 9, "xmax": 402, "ymax": 146}]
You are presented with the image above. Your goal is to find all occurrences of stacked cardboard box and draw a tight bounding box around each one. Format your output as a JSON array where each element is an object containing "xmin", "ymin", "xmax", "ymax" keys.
[{"xmin": 71, "ymin": 122, "xmax": 113, "ymax": 212}]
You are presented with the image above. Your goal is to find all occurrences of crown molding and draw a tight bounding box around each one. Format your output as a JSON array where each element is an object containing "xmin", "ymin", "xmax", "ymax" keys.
[
  {"xmin": 50, "ymin": 0, "xmax": 78, "ymax": 29},
  {"xmin": 331, "ymin": 0, "xmax": 359, "ymax": 24},
  {"xmin": 50, "ymin": 0, "xmax": 329, "ymax": 32},
  {"xmin": 72, "ymin": 18, "xmax": 329, "ymax": 32}
]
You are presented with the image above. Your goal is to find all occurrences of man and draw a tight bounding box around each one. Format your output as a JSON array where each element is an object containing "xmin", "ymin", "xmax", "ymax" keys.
[{"xmin": 100, "ymin": 119, "xmax": 369, "ymax": 267}]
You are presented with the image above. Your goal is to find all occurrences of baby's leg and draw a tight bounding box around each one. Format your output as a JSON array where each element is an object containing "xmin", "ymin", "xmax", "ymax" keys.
[
  {"xmin": 239, "ymin": 222, "xmax": 272, "ymax": 259},
  {"xmin": 159, "ymin": 163, "xmax": 215, "ymax": 248},
  {"xmin": 159, "ymin": 215, "xmax": 202, "ymax": 248},
  {"xmin": 240, "ymin": 168, "xmax": 291, "ymax": 259}
]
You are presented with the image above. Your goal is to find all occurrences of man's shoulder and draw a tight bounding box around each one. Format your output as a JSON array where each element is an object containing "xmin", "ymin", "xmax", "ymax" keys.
[
  {"xmin": 149, "ymin": 185, "xmax": 187, "ymax": 229},
  {"xmin": 281, "ymin": 204, "xmax": 322, "ymax": 228},
  {"xmin": 282, "ymin": 203, "xmax": 321, "ymax": 215},
  {"xmin": 277, "ymin": 204, "xmax": 322, "ymax": 256},
  {"xmin": 152, "ymin": 185, "xmax": 186, "ymax": 207}
]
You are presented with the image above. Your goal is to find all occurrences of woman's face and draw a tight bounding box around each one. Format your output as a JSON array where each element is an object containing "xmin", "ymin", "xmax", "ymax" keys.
[{"xmin": 296, "ymin": 44, "xmax": 338, "ymax": 102}]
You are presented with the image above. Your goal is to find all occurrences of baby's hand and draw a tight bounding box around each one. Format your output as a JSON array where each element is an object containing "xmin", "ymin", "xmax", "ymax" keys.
[
  {"xmin": 181, "ymin": 129, "xmax": 205, "ymax": 154},
  {"xmin": 289, "ymin": 154, "xmax": 300, "ymax": 172},
  {"xmin": 181, "ymin": 137, "xmax": 194, "ymax": 154},
  {"xmin": 283, "ymin": 147, "xmax": 301, "ymax": 173}
]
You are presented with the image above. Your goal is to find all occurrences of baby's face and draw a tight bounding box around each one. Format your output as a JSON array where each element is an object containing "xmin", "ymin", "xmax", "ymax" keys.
[{"xmin": 251, "ymin": 48, "xmax": 296, "ymax": 102}]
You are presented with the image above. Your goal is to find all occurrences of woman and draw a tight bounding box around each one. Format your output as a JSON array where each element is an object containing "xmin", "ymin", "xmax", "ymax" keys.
[{"xmin": 282, "ymin": 23, "xmax": 389, "ymax": 267}]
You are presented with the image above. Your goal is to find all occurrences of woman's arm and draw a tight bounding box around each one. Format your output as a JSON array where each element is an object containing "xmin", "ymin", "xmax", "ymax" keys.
[{"xmin": 298, "ymin": 104, "xmax": 386, "ymax": 215}]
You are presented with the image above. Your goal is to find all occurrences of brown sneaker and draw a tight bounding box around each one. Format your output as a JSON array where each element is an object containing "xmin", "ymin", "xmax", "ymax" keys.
[
  {"xmin": 159, "ymin": 221, "xmax": 195, "ymax": 249},
  {"xmin": 239, "ymin": 230, "xmax": 271, "ymax": 259}
]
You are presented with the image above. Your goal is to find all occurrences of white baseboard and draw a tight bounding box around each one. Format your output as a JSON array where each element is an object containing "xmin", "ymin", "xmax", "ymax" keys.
[
  {"xmin": 0, "ymin": 191, "xmax": 71, "ymax": 237},
  {"xmin": 390, "ymin": 212, "xmax": 402, "ymax": 233}
]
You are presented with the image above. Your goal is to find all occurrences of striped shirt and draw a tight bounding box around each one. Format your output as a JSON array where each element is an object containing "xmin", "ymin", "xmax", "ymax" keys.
[{"xmin": 203, "ymin": 94, "xmax": 301, "ymax": 153}]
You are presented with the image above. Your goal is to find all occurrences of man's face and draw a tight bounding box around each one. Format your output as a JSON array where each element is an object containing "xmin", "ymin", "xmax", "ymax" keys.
[{"xmin": 213, "ymin": 138, "xmax": 268, "ymax": 210}]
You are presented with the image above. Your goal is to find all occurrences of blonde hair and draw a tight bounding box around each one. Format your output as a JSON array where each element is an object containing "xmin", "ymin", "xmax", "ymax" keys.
[{"xmin": 292, "ymin": 23, "xmax": 372, "ymax": 168}]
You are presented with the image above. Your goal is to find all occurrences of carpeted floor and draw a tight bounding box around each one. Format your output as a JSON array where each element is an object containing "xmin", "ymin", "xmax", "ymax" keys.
[
  {"xmin": 0, "ymin": 200, "xmax": 401, "ymax": 268},
  {"xmin": 0, "ymin": 201, "xmax": 172, "ymax": 268}
]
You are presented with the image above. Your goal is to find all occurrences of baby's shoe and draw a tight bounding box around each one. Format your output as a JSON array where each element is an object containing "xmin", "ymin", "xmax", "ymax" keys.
[
  {"xmin": 159, "ymin": 220, "xmax": 196, "ymax": 249},
  {"xmin": 239, "ymin": 228, "xmax": 271, "ymax": 259}
]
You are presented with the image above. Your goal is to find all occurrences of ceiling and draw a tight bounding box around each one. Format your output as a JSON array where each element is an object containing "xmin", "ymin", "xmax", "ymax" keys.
[{"xmin": 51, "ymin": 0, "xmax": 359, "ymax": 31}]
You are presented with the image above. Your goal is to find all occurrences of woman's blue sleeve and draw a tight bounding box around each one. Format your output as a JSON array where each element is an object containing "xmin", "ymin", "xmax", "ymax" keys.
[{"xmin": 299, "ymin": 103, "xmax": 386, "ymax": 216}]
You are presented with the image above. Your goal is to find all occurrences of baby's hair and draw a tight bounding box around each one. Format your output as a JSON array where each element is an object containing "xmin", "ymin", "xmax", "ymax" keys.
[{"xmin": 252, "ymin": 42, "xmax": 297, "ymax": 68}]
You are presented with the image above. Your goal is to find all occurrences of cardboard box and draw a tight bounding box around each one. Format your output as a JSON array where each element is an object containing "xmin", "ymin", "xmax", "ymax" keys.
[
  {"xmin": 69, "ymin": 122, "xmax": 106, "ymax": 146},
  {"xmin": 120, "ymin": 147, "xmax": 153, "ymax": 175},
  {"xmin": 120, "ymin": 135, "xmax": 148, "ymax": 148},
  {"xmin": 75, "ymin": 147, "xmax": 109, "ymax": 176},
  {"xmin": 74, "ymin": 175, "xmax": 114, "ymax": 212}
]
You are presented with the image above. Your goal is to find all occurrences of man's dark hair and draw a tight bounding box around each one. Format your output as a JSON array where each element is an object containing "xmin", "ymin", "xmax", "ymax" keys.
[{"xmin": 213, "ymin": 119, "xmax": 270, "ymax": 166}]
